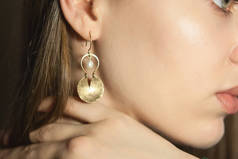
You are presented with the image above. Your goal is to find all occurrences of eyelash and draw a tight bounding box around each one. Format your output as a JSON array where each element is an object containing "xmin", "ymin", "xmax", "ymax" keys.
[{"xmin": 209, "ymin": 0, "xmax": 233, "ymax": 16}]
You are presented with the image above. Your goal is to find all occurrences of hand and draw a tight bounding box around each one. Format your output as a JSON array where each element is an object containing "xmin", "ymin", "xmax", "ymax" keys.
[
  {"xmin": 29, "ymin": 96, "xmax": 198, "ymax": 159},
  {"xmin": 0, "ymin": 141, "xmax": 68, "ymax": 159}
]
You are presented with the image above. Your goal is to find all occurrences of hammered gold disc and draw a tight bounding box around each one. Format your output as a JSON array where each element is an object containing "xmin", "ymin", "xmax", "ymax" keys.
[{"xmin": 77, "ymin": 75, "xmax": 104, "ymax": 103}]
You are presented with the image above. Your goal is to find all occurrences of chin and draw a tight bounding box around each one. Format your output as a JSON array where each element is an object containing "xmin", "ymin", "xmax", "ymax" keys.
[
  {"xmin": 190, "ymin": 129, "xmax": 224, "ymax": 149},
  {"xmin": 181, "ymin": 118, "xmax": 225, "ymax": 149}
]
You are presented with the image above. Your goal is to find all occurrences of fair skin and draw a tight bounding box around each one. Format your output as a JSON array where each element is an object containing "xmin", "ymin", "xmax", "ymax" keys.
[
  {"xmin": 1, "ymin": 0, "xmax": 238, "ymax": 158},
  {"xmin": 69, "ymin": 0, "xmax": 238, "ymax": 148},
  {"xmin": 0, "ymin": 97, "xmax": 197, "ymax": 159}
]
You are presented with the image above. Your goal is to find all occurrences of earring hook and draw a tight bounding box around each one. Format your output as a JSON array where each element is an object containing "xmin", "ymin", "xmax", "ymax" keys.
[{"xmin": 85, "ymin": 31, "xmax": 92, "ymax": 53}]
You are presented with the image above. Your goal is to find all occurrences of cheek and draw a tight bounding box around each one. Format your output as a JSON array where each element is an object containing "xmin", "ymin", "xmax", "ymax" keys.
[
  {"xmin": 100, "ymin": 0, "xmax": 231, "ymax": 147},
  {"xmin": 159, "ymin": 17, "xmax": 217, "ymax": 99},
  {"xmin": 139, "ymin": 1, "xmax": 231, "ymax": 147},
  {"xmin": 152, "ymin": 2, "xmax": 234, "ymax": 107},
  {"xmin": 101, "ymin": 0, "xmax": 231, "ymax": 116}
]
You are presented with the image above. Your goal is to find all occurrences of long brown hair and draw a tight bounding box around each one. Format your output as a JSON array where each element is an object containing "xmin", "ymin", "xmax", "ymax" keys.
[
  {"xmin": 1, "ymin": 0, "xmax": 237, "ymax": 158},
  {"xmin": 2, "ymin": 0, "xmax": 74, "ymax": 147}
]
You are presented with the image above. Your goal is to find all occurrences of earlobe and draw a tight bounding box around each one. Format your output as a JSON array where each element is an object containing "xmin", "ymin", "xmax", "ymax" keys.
[{"xmin": 59, "ymin": 0, "xmax": 102, "ymax": 40}]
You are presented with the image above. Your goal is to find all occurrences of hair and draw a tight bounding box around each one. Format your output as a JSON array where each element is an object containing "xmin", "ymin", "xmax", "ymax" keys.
[
  {"xmin": 1, "ymin": 0, "xmax": 75, "ymax": 147},
  {"xmin": 0, "ymin": 0, "xmax": 237, "ymax": 158}
]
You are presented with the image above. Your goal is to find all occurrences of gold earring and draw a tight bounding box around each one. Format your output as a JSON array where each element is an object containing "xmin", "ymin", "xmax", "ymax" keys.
[{"xmin": 77, "ymin": 31, "xmax": 104, "ymax": 103}]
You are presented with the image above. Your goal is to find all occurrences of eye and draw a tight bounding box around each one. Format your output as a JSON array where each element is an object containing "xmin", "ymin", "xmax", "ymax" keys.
[
  {"xmin": 212, "ymin": 0, "xmax": 234, "ymax": 16},
  {"xmin": 213, "ymin": 0, "xmax": 233, "ymax": 9}
]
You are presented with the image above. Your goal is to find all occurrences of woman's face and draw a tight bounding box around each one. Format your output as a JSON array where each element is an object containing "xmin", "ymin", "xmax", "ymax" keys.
[{"xmin": 71, "ymin": 0, "xmax": 238, "ymax": 149}]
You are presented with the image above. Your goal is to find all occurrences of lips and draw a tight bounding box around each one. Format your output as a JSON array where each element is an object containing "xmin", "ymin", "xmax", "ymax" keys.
[
  {"xmin": 218, "ymin": 86, "xmax": 238, "ymax": 96},
  {"xmin": 216, "ymin": 86, "xmax": 238, "ymax": 114}
]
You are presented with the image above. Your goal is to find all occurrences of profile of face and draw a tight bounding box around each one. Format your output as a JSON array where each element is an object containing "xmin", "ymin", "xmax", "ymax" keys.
[{"xmin": 60, "ymin": 0, "xmax": 238, "ymax": 149}]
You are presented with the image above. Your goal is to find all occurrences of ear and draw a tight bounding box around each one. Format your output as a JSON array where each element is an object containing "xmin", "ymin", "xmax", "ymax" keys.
[{"xmin": 59, "ymin": 0, "xmax": 104, "ymax": 40}]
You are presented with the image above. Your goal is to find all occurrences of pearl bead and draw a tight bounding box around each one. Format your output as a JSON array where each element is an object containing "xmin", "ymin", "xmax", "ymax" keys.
[{"xmin": 88, "ymin": 59, "xmax": 94, "ymax": 69}]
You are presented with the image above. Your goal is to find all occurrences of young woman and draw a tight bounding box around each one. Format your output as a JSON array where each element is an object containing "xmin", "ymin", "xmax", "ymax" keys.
[{"xmin": 1, "ymin": 0, "xmax": 238, "ymax": 158}]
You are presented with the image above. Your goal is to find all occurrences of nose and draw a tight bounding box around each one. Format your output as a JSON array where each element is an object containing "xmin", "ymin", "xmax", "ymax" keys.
[{"xmin": 229, "ymin": 45, "xmax": 238, "ymax": 64}]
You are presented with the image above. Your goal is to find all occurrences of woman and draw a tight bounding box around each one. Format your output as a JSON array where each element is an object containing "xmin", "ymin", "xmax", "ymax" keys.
[{"xmin": 1, "ymin": 0, "xmax": 238, "ymax": 158}]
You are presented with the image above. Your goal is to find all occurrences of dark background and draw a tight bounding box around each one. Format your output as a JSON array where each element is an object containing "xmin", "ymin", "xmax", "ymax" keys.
[{"xmin": 0, "ymin": 0, "xmax": 24, "ymax": 128}]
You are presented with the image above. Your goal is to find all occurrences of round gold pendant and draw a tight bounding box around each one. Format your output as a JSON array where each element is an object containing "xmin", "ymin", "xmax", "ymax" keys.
[{"xmin": 77, "ymin": 75, "xmax": 104, "ymax": 103}]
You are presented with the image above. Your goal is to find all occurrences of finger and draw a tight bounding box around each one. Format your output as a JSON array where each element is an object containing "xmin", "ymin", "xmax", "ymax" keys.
[
  {"xmin": 55, "ymin": 117, "xmax": 85, "ymax": 125},
  {"xmin": 38, "ymin": 96, "xmax": 116, "ymax": 123},
  {"xmin": 37, "ymin": 97, "xmax": 85, "ymax": 125},
  {"xmin": 64, "ymin": 97, "xmax": 114, "ymax": 122},
  {"xmin": 29, "ymin": 123, "xmax": 91, "ymax": 143},
  {"xmin": 38, "ymin": 96, "xmax": 55, "ymax": 112},
  {"xmin": 22, "ymin": 141, "xmax": 67, "ymax": 159}
]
